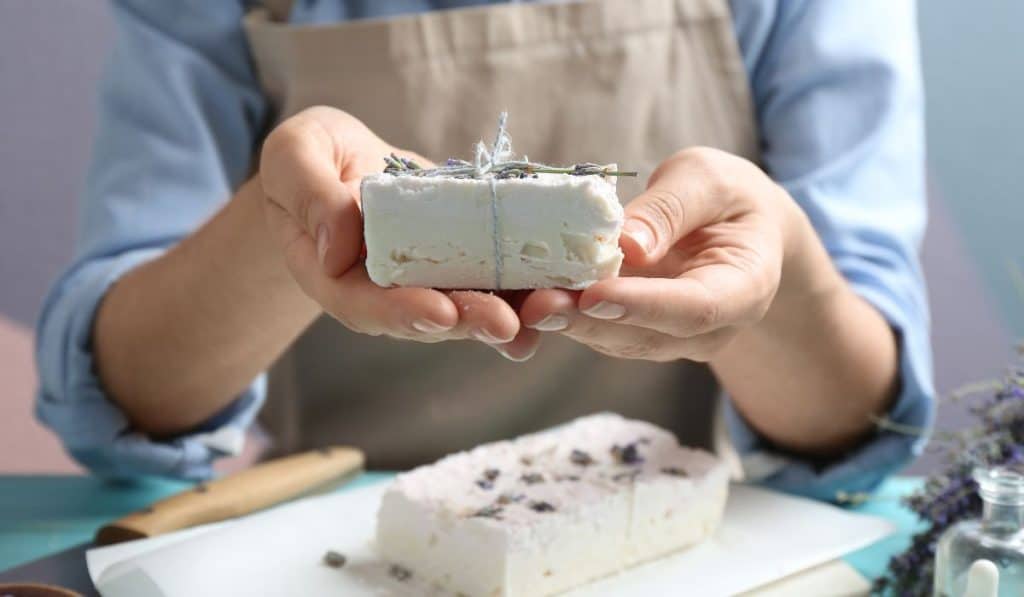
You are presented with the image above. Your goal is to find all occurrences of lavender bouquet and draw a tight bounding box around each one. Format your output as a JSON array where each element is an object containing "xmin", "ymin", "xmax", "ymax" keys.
[{"xmin": 872, "ymin": 347, "xmax": 1024, "ymax": 595}]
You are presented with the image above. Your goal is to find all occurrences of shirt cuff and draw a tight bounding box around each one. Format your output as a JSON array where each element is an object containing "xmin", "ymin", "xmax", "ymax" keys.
[
  {"xmin": 35, "ymin": 249, "xmax": 266, "ymax": 480},
  {"xmin": 722, "ymin": 284, "xmax": 935, "ymax": 502}
]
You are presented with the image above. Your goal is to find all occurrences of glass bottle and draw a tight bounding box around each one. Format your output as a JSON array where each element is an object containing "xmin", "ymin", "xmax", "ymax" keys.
[{"xmin": 933, "ymin": 467, "xmax": 1024, "ymax": 596}]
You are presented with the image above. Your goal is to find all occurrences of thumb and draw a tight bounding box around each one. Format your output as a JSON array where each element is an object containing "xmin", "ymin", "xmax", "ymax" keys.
[
  {"xmin": 260, "ymin": 110, "xmax": 365, "ymax": 278},
  {"xmin": 620, "ymin": 148, "xmax": 731, "ymax": 266}
]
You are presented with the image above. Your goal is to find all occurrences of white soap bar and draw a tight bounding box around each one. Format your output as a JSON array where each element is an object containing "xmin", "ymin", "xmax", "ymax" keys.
[
  {"xmin": 361, "ymin": 173, "xmax": 624, "ymax": 289},
  {"xmin": 376, "ymin": 413, "xmax": 730, "ymax": 597}
]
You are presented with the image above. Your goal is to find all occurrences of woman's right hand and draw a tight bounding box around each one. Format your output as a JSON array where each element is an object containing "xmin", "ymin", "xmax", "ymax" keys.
[{"xmin": 258, "ymin": 107, "xmax": 538, "ymax": 359}]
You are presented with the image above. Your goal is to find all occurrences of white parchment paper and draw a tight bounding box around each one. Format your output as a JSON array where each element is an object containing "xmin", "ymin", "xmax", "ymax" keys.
[{"xmin": 87, "ymin": 482, "xmax": 891, "ymax": 597}]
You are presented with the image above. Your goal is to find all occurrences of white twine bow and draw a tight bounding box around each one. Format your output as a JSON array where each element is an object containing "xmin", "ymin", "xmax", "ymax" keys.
[{"xmin": 474, "ymin": 111, "xmax": 515, "ymax": 176}]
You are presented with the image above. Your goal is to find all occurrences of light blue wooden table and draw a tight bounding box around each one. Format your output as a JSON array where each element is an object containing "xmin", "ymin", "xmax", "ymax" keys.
[{"xmin": 0, "ymin": 474, "xmax": 925, "ymax": 583}]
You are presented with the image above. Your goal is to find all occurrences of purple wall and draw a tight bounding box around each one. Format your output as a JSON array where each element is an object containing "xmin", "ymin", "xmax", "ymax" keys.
[{"xmin": 0, "ymin": 1, "xmax": 111, "ymax": 327}]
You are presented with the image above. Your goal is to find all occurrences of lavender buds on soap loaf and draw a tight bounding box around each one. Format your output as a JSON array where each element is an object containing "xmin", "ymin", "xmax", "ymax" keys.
[
  {"xmin": 361, "ymin": 114, "xmax": 631, "ymax": 290},
  {"xmin": 375, "ymin": 413, "xmax": 729, "ymax": 597}
]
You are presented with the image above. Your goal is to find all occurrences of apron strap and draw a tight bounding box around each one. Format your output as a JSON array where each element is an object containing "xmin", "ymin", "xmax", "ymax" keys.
[{"xmin": 259, "ymin": 0, "xmax": 294, "ymax": 23}]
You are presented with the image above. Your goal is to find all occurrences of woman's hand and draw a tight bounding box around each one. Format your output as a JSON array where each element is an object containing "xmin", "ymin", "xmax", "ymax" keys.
[
  {"xmin": 521, "ymin": 147, "xmax": 899, "ymax": 454},
  {"xmin": 519, "ymin": 147, "xmax": 797, "ymax": 362},
  {"xmin": 259, "ymin": 107, "xmax": 532, "ymax": 356}
]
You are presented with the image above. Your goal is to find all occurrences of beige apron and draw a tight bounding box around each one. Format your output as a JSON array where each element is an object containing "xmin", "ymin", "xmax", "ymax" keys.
[{"xmin": 243, "ymin": 0, "xmax": 759, "ymax": 470}]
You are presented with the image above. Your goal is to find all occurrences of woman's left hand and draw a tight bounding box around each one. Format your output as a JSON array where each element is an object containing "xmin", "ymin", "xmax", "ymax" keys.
[{"xmin": 516, "ymin": 147, "xmax": 796, "ymax": 362}]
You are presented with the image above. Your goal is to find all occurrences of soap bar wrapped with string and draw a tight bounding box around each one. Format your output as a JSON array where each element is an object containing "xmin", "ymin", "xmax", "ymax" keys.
[{"xmin": 361, "ymin": 113, "xmax": 635, "ymax": 290}]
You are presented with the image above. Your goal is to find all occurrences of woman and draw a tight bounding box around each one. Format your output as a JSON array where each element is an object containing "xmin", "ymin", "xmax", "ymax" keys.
[{"xmin": 36, "ymin": 0, "xmax": 933, "ymax": 501}]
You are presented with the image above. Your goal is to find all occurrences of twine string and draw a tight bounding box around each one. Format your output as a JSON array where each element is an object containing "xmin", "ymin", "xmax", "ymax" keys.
[{"xmin": 474, "ymin": 111, "xmax": 512, "ymax": 289}]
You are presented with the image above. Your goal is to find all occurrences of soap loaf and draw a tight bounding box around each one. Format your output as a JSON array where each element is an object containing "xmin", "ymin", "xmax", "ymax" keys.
[
  {"xmin": 362, "ymin": 172, "xmax": 624, "ymax": 289},
  {"xmin": 375, "ymin": 413, "xmax": 730, "ymax": 597},
  {"xmin": 361, "ymin": 113, "xmax": 630, "ymax": 290}
]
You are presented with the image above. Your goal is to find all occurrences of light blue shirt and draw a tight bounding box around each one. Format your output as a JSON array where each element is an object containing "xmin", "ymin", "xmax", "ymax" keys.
[{"xmin": 35, "ymin": 0, "xmax": 934, "ymax": 501}]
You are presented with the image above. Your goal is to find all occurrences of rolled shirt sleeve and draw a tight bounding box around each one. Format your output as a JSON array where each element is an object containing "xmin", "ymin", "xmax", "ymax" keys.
[
  {"xmin": 34, "ymin": 0, "xmax": 268, "ymax": 479},
  {"xmin": 723, "ymin": 0, "xmax": 935, "ymax": 500}
]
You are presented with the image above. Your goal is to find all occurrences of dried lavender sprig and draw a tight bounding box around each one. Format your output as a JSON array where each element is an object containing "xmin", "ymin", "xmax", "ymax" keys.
[
  {"xmin": 870, "ymin": 414, "xmax": 960, "ymax": 443},
  {"xmin": 873, "ymin": 358, "xmax": 1024, "ymax": 596},
  {"xmin": 531, "ymin": 164, "xmax": 638, "ymax": 177},
  {"xmin": 385, "ymin": 160, "xmax": 637, "ymax": 179},
  {"xmin": 383, "ymin": 154, "xmax": 405, "ymax": 172},
  {"xmin": 381, "ymin": 113, "xmax": 637, "ymax": 179},
  {"xmin": 948, "ymin": 379, "xmax": 1005, "ymax": 402}
]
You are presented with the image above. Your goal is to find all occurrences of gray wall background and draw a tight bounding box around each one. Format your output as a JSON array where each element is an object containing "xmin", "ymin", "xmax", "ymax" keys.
[
  {"xmin": 919, "ymin": 0, "xmax": 1024, "ymax": 337},
  {"xmin": 0, "ymin": 1, "xmax": 1020, "ymax": 473}
]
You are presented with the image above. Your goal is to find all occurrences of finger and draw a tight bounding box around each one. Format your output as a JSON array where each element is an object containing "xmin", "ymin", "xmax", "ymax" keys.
[
  {"xmin": 518, "ymin": 289, "xmax": 579, "ymax": 332},
  {"xmin": 518, "ymin": 288, "xmax": 676, "ymax": 360},
  {"xmin": 264, "ymin": 196, "xmax": 314, "ymax": 285},
  {"xmin": 448, "ymin": 291, "xmax": 520, "ymax": 344},
  {"xmin": 560, "ymin": 313, "xmax": 735, "ymax": 362},
  {"xmin": 320, "ymin": 265, "xmax": 460, "ymax": 337},
  {"xmin": 578, "ymin": 264, "xmax": 774, "ymax": 338},
  {"xmin": 621, "ymin": 148, "xmax": 746, "ymax": 266},
  {"xmin": 492, "ymin": 327, "xmax": 542, "ymax": 362},
  {"xmin": 557, "ymin": 313, "xmax": 675, "ymax": 361},
  {"xmin": 273, "ymin": 215, "xmax": 466, "ymax": 342},
  {"xmin": 259, "ymin": 110, "xmax": 365, "ymax": 278},
  {"xmin": 496, "ymin": 290, "xmax": 533, "ymax": 313}
]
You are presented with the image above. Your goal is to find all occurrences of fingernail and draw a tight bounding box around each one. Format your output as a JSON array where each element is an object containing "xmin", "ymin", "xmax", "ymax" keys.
[
  {"xmin": 316, "ymin": 224, "xmax": 330, "ymax": 266},
  {"xmin": 529, "ymin": 314, "xmax": 569, "ymax": 332},
  {"xmin": 472, "ymin": 329, "xmax": 510, "ymax": 344},
  {"xmin": 623, "ymin": 219, "xmax": 653, "ymax": 254},
  {"xmin": 412, "ymin": 319, "xmax": 453, "ymax": 334},
  {"xmin": 495, "ymin": 343, "xmax": 537, "ymax": 363},
  {"xmin": 583, "ymin": 301, "xmax": 626, "ymax": 320}
]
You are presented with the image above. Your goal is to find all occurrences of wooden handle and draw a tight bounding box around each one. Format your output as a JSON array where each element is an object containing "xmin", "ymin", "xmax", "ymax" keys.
[{"xmin": 96, "ymin": 446, "xmax": 364, "ymax": 545}]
